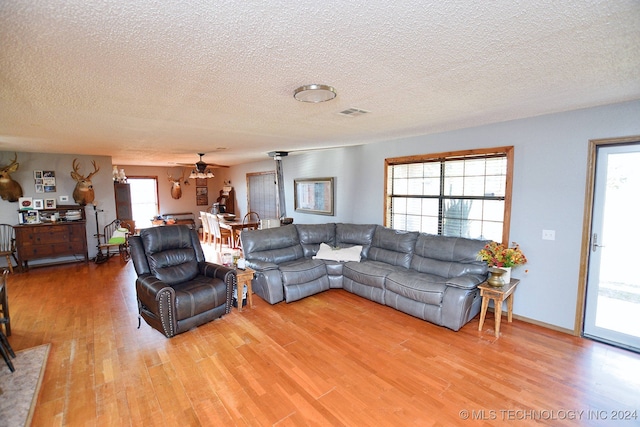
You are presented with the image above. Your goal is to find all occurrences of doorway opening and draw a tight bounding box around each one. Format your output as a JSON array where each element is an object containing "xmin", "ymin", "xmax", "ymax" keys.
[{"xmin": 579, "ymin": 136, "xmax": 640, "ymax": 352}]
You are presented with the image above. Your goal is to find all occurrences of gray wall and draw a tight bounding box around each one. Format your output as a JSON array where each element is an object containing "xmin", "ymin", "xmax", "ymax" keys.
[
  {"xmin": 0, "ymin": 153, "xmax": 116, "ymax": 262},
  {"xmin": 229, "ymin": 100, "xmax": 640, "ymax": 331}
]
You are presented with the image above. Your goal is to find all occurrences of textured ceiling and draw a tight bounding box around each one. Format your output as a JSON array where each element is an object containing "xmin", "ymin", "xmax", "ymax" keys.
[{"xmin": 1, "ymin": 0, "xmax": 639, "ymax": 167}]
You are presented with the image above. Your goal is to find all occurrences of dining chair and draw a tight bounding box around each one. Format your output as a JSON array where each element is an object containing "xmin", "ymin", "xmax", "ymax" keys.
[
  {"xmin": 200, "ymin": 211, "xmax": 211, "ymax": 244},
  {"xmin": 206, "ymin": 213, "xmax": 232, "ymax": 252},
  {"xmin": 235, "ymin": 211, "xmax": 260, "ymax": 247},
  {"xmin": 0, "ymin": 224, "xmax": 18, "ymax": 274}
]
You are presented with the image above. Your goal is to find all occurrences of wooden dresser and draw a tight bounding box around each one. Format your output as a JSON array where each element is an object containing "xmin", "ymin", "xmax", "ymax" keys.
[{"xmin": 15, "ymin": 205, "xmax": 89, "ymax": 270}]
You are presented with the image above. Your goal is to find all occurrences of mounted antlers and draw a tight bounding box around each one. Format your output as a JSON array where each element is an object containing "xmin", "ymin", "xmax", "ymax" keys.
[
  {"xmin": 168, "ymin": 171, "xmax": 185, "ymax": 199},
  {"xmin": 0, "ymin": 153, "xmax": 24, "ymax": 202},
  {"xmin": 71, "ymin": 158, "xmax": 100, "ymax": 205}
]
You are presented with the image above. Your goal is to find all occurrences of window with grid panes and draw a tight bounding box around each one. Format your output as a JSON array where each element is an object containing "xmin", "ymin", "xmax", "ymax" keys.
[{"xmin": 384, "ymin": 147, "xmax": 513, "ymax": 243}]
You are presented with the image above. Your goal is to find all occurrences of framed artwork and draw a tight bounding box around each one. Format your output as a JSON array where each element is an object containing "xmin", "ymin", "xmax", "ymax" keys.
[
  {"xmin": 35, "ymin": 184, "xmax": 44, "ymax": 193},
  {"xmin": 33, "ymin": 199, "xmax": 44, "ymax": 210},
  {"xmin": 45, "ymin": 198, "xmax": 57, "ymax": 209},
  {"xmin": 196, "ymin": 187, "xmax": 208, "ymax": 206},
  {"xmin": 294, "ymin": 177, "xmax": 334, "ymax": 215},
  {"xmin": 195, "ymin": 178, "xmax": 207, "ymax": 186},
  {"xmin": 18, "ymin": 197, "xmax": 33, "ymax": 211},
  {"xmin": 34, "ymin": 170, "xmax": 43, "ymax": 179},
  {"xmin": 41, "ymin": 171, "xmax": 56, "ymax": 192},
  {"xmin": 19, "ymin": 210, "xmax": 40, "ymax": 224}
]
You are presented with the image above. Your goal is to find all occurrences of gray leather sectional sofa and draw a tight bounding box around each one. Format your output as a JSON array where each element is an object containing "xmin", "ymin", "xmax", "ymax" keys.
[{"xmin": 240, "ymin": 223, "xmax": 489, "ymax": 331}]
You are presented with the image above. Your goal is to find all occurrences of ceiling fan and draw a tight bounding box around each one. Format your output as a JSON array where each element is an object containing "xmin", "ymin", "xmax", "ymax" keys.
[{"xmin": 176, "ymin": 153, "xmax": 229, "ymax": 179}]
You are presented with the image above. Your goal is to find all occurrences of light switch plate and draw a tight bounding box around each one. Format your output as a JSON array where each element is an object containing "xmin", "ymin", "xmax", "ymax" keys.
[{"xmin": 542, "ymin": 230, "xmax": 555, "ymax": 240}]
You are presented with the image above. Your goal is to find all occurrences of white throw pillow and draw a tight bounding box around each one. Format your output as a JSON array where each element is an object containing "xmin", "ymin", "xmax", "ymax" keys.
[{"xmin": 313, "ymin": 242, "xmax": 362, "ymax": 262}]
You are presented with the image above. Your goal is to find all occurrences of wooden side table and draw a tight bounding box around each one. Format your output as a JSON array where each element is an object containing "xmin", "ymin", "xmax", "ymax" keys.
[
  {"xmin": 478, "ymin": 278, "xmax": 520, "ymax": 337},
  {"xmin": 235, "ymin": 268, "xmax": 254, "ymax": 312}
]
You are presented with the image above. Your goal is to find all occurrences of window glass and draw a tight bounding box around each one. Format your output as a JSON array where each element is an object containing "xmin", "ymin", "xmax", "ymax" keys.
[
  {"xmin": 385, "ymin": 147, "xmax": 513, "ymax": 243},
  {"xmin": 128, "ymin": 177, "xmax": 159, "ymax": 228}
]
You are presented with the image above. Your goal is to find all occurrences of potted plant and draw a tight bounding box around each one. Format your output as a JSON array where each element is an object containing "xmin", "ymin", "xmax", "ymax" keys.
[{"xmin": 477, "ymin": 241, "xmax": 527, "ymax": 283}]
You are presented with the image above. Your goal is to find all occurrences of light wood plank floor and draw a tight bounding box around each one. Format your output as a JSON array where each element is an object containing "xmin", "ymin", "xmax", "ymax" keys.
[{"xmin": 5, "ymin": 260, "xmax": 640, "ymax": 426}]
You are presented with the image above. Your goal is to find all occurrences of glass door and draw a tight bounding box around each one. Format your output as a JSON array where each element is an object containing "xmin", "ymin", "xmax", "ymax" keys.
[{"xmin": 583, "ymin": 142, "xmax": 640, "ymax": 352}]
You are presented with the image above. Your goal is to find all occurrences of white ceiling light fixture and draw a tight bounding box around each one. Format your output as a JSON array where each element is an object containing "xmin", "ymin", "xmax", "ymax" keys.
[
  {"xmin": 189, "ymin": 168, "xmax": 215, "ymax": 179},
  {"xmin": 187, "ymin": 153, "xmax": 215, "ymax": 179},
  {"xmin": 293, "ymin": 84, "xmax": 337, "ymax": 103}
]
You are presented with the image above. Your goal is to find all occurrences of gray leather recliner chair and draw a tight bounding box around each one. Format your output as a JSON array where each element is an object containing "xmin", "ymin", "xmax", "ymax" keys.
[{"xmin": 129, "ymin": 225, "xmax": 235, "ymax": 338}]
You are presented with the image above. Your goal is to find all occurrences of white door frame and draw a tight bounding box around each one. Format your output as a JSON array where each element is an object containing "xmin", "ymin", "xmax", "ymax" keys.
[{"xmin": 575, "ymin": 135, "xmax": 640, "ymax": 338}]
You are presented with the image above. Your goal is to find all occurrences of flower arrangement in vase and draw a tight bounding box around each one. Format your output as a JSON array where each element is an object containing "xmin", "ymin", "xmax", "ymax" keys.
[{"xmin": 477, "ymin": 241, "xmax": 527, "ymax": 284}]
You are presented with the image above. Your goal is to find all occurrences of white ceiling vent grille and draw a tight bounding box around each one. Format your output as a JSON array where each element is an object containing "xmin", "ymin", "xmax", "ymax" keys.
[{"xmin": 337, "ymin": 107, "xmax": 370, "ymax": 117}]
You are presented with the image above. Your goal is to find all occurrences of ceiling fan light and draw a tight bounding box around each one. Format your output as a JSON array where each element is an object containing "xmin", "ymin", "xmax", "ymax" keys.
[
  {"xmin": 294, "ymin": 84, "xmax": 337, "ymax": 103},
  {"xmin": 185, "ymin": 154, "xmax": 218, "ymax": 179}
]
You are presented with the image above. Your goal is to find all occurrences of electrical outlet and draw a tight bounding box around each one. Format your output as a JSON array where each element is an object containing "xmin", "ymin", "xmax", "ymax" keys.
[{"xmin": 542, "ymin": 229, "xmax": 555, "ymax": 240}]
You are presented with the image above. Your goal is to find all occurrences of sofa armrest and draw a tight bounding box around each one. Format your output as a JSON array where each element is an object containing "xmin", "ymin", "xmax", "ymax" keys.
[
  {"xmin": 136, "ymin": 274, "xmax": 174, "ymax": 304},
  {"xmin": 201, "ymin": 262, "xmax": 236, "ymax": 314},
  {"xmin": 446, "ymin": 274, "xmax": 486, "ymax": 290},
  {"xmin": 136, "ymin": 274, "xmax": 177, "ymax": 337},
  {"xmin": 246, "ymin": 260, "xmax": 280, "ymax": 271},
  {"xmin": 441, "ymin": 286, "xmax": 481, "ymax": 331}
]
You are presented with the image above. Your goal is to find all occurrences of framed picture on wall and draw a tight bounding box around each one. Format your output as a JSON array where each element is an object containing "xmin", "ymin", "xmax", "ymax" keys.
[
  {"xmin": 196, "ymin": 187, "xmax": 208, "ymax": 206},
  {"xmin": 294, "ymin": 177, "xmax": 334, "ymax": 215},
  {"xmin": 195, "ymin": 178, "xmax": 207, "ymax": 186},
  {"xmin": 33, "ymin": 199, "xmax": 44, "ymax": 210},
  {"xmin": 45, "ymin": 198, "xmax": 56, "ymax": 209}
]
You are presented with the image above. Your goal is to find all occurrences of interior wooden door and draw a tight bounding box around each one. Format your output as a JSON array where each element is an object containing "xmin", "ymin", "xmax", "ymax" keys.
[{"xmin": 114, "ymin": 183, "xmax": 133, "ymax": 220}]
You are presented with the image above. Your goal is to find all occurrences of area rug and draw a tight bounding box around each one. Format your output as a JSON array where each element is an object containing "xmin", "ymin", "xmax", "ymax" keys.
[{"xmin": 0, "ymin": 343, "xmax": 50, "ymax": 427}]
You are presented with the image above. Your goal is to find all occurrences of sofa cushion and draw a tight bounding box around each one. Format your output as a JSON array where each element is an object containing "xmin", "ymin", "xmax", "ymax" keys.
[
  {"xmin": 413, "ymin": 233, "xmax": 488, "ymax": 263},
  {"xmin": 172, "ymin": 275, "xmax": 228, "ymax": 320},
  {"xmin": 411, "ymin": 234, "xmax": 488, "ymax": 279},
  {"xmin": 313, "ymin": 243, "xmax": 363, "ymax": 262},
  {"xmin": 335, "ymin": 223, "xmax": 376, "ymax": 256},
  {"xmin": 147, "ymin": 249, "xmax": 200, "ymax": 286},
  {"xmin": 279, "ymin": 258, "xmax": 328, "ymax": 286},
  {"xmin": 367, "ymin": 226, "xmax": 418, "ymax": 268},
  {"xmin": 385, "ymin": 270, "xmax": 447, "ymax": 306},
  {"xmin": 324, "ymin": 261, "xmax": 344, "ymax": 276},
  {"xmin": 139, "ymin": 227, "xmax": 201, "ymax": 285},
  {"xmin": 297, "ymin": 223, "xmax": 336, "ymax": 257},
  {"xmin": 241, "ymin": 225, "xmax": 303, "ymax": 264},
  {"xmin": 343, "ymin": 260, "xmax": 397, "ymax": 289}
]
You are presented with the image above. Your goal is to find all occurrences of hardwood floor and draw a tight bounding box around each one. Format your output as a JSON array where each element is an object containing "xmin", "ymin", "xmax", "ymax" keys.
[{"xmin": 6, "ymin": 260, "xmax": 640, "ymax": 426}]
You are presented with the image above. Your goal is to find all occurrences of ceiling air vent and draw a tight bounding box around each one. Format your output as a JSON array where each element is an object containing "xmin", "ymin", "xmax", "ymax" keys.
[{"xmin": 337, "ymin": 107, "xmax": 370, "ymax": 117}]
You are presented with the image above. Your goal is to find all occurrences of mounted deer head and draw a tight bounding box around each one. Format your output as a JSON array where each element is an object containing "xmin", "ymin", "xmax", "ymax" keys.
[
  {"xmin": 0, "ymin": 153, "xmax": 24, "ymax": 202},
  {"xmin": 168, "ymin": 171, "xmax": 184, "ymax": 199},
  {"xmin": 71, "ymin": 158, "xmax": 100, "ymax": 205}
]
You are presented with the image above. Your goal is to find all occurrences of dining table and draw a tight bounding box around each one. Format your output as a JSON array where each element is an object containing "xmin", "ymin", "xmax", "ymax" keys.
[{"xmin": 219, "ymin": 220, "xmax": 260, "ymax": 247}]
